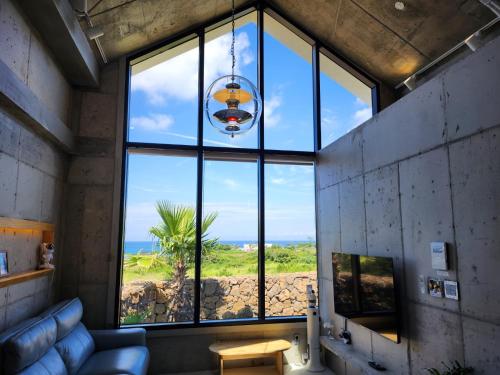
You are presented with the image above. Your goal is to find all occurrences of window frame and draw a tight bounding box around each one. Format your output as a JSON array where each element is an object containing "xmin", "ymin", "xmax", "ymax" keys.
[{"xmin": 115, "ymin": 2, "xmax": 378, "ymax": 329}]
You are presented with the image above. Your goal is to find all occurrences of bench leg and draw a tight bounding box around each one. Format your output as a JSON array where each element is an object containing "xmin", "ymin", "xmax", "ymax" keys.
[
  {"xmin": 275, "ymin": 352, "xmax": 283, "ymax": 375},
  {"xmin": 220, "ymin": 357, "xmax": 224, "ymax": 375}
]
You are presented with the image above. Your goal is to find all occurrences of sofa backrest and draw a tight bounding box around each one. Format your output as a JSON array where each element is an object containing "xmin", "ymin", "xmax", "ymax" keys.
[
  {"xmin": 0, "ymin": 316, "xmax": 67, "ymax": 375},
  {"xmin": 43, "ymin": 298, "xmax": 95, "ymax": 375},
  {"xmin": 0, "ymin": 297, "xmax": 95, "ymax": 375}
]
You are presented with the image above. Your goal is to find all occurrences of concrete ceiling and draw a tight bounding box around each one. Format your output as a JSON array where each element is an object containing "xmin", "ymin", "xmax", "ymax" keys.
[{"xmin": 84, "ymin": 0, "xmax": 495, "ymax": 86}]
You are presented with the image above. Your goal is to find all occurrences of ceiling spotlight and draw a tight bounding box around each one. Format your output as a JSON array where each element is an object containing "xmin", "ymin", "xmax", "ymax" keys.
[
  {"xmin": 394, "ymin": 1, "xmax": 405, "ymax": 10},
  {"xmin": 403, "ymin": 75, "xmax": 416, "ymax": 91},
  {"xmin": 464, "ymin": 32, "xmax": 481, "ymax": 52},
  {"xmin": 86, "ymin": 25, "xmax": 104, "ymax": 41}
]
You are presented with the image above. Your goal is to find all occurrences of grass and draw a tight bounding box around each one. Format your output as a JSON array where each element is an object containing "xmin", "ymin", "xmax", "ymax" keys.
[{"xmin": 122, "ymin": 243, "xmax": 316, "ymax": 284}]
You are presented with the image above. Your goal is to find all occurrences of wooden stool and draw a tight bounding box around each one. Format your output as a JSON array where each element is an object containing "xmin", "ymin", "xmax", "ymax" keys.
[{"xmin": 209, "ymin": 339, "xmax": 291, "ymax": 375}]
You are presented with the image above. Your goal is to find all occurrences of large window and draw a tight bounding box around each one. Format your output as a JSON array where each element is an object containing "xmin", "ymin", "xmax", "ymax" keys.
[{"xmin": 119, "ymin": 6, "xmax": 375, "ymax": 327}]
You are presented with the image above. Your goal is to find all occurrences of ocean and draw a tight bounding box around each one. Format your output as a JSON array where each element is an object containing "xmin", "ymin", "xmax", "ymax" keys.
[{"xmin": 123, "ymin": 240, "xmax": 314, "ymax": 254}]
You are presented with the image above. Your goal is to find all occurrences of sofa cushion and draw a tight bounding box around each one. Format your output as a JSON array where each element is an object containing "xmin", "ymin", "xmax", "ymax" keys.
[
  {"xmin": 50, "ymin": 298, "xmax": 84, "ymax": 341},
  {"xmin": 76, "ymin": 346, "xmax": 149, "ymax": 375},
  {"xmin": 3, "ymin": 317, "xmax": 57, "ymax": 374},
  {"xmin": 18, "ymin": 347, "xmax": 68, "ymax": 375},
  {"xmin": 55, "ymin": 322, "xmax": 95, "ymax": 375},
  {"xmin": 0, "ymin": 317, "xmax": 41, "ymax": 371}
]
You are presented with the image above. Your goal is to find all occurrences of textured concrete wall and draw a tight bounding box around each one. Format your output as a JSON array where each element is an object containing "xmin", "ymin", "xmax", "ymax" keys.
[
  {"xmin": 0, "ymin": 0, "xmax": 72, "ymax": 125},
  {"xmin": 0, "ymin": 0, "xmax": 70, "ymax": 331},
  {"xmin": 60, "ymin": 62, "xmax": 120, "ymax": 328},
  {"xmin": 317, "ymin": 35, "xmax": 500, "ymax": 375}
]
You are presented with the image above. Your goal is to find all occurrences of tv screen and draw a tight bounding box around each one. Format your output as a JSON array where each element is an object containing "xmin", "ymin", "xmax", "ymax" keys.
[{"xmin": 332, "ymin": 252, "xmax": 400, "ymax": 343}]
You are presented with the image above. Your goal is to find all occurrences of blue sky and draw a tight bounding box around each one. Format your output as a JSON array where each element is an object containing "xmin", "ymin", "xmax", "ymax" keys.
[{"xmin": 125, "ymin": 16, "xmax": 371, "ymax": 242}]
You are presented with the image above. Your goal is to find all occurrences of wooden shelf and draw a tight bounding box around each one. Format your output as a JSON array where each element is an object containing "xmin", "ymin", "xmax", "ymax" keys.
[
  {"xmin": 0, "ymin": 216, "xmax": 55, "ymax": 242},
  {"xmin": 0, "ymin": 217, "xmax": 54, "ymax": 232},
  {"xmin": 225, "ymin": 365, "xmax": 279, "ymax": 375},
  {"xmin": 0, "ymin": 269, "xmax": 54, "ymax": 288}
]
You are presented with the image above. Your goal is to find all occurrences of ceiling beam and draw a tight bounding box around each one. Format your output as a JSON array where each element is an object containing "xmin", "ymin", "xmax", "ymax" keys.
[
  {"xmin": 17, "ymin": 0, "xmax": 99, "ymax": 87},
  {"xmin": 0, "ymin": 58, "xmax": 75, "ymax": 153}
]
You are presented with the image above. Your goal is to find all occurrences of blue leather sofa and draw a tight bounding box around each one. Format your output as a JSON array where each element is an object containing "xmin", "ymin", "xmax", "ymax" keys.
[{"xmin": 0, "ymin": 298, "xmax": 149, "ymax": 375}]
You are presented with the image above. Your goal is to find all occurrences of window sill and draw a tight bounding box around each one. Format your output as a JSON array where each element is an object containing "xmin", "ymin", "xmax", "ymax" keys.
[{"xmin": 121, "ymin": 316, "xmax": 306, "ymax": 337}]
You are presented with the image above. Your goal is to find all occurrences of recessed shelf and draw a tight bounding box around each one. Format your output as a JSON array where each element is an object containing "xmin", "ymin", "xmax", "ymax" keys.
[
  {"xmin": 0, "ymin": 268, "xmax": 54, "ymax": 289},
  {"xmin": 0, "ymin": 217, "xmax": 54, "ymax": 232},
  {"xmin": 320, "ymin": 336, "xmax": 396, "ymax": 375},
  {"xmin": 0, "ymin": 216, "xmax": 55, "ymax": 242}
]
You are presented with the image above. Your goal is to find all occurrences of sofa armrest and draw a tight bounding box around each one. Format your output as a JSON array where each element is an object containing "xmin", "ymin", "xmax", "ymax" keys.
[{"xmin": 89, "ymin": 328, "xmax": 146, "ymax": 351}]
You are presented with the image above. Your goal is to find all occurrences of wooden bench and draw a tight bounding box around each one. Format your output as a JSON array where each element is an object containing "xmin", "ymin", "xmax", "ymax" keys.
[{"xmin": 209, "ymin": 339, "xmax": 292, "ymax": 375}]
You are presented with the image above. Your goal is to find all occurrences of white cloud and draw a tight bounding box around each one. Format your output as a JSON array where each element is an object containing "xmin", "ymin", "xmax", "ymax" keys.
[
  {"xmin": 264, "ymin": 93, "xmax": 282, "ymax": 128},
  {"xmin": 223, "ymin": 178, "xmax": 239, "ymax": 189},
  {"xmin": 271, "ymin": 178, "xmax": 286, "ymax": 185},
  {"xmin": 131, "ymin": 32, "xmax": 253, "ymax": 105},
  {"xmin": 130, "ymin": 114, "xmax": 174, "ymax": 131},
  {"xmin": 353, "ymin": 107, "xmax": 372, "ymax": 125}
]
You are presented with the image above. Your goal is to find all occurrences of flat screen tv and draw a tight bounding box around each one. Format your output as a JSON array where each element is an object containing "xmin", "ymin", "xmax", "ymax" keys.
[{"xmin": 332, "ymin": 252, "xmax": 400, "ymax": 343}]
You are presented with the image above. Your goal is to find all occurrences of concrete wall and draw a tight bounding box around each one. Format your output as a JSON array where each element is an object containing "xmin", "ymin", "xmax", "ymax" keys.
[
  {"xmin": 60, "ymin": 61, "xmax": 121, "ymax": 328},
  {"xmin": 317, "ymin": 35, "xmax": 500, "ymax": 375},
  {"xmin": 0, "ymin": 0, "xmax": 70, "ymax": 331},
  {"xmin": 0, "ymin": 0, "xmax": 72, "ymax": 125}
]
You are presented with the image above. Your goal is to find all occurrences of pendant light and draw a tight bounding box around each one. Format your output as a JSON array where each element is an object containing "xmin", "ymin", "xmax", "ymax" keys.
[{"xmin": 204, "ymin": 0, "xmax": 262, "ymax": 138}]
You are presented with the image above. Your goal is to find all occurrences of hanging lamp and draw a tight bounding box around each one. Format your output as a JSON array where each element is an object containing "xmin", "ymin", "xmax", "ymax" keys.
[{"xmin": 204, "ymin": 0, "xmax": 262, "ymax": 138}]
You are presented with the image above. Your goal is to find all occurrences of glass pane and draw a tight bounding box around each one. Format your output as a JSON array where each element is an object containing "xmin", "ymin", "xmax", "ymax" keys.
[
  {"xmin": 120, "ymin": 153, "xmax": 197, "ymax": 325},
  {"xmin": 264, "ymin": 14, "xmax": 314, "ymax": 151},
  {"xmin": 265, "ymin": 163, "xmax": 316, "ymax": 317},
  {"xmin": 129, "ymin": 38, "xmax": 199, "ymax": 145},
  {"xmin": 320, "ymin": 52, "xmax": 372, "ymax": 148},
  {"xmin": 201, "ymin": 158, "xmax": 258, "ymax": 320},
  {"xmin": 204, "ymin": 12, "xmax": 258, "ymax": 149},
  {"xmin": 332, "ymin": 253, "xmax": 356, "ymax": 315}
]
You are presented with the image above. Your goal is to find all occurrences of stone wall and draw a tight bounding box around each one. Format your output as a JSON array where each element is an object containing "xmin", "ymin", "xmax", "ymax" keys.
[{"xmin": 121, "ymin": 272, "xmax": 316, "ymax": 323}]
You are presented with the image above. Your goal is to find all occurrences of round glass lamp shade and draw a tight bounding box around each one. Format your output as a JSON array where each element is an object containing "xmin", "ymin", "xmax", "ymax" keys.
[{"xmin": 205, "ymin": 75, "xmax": 262, "ymax": 137}]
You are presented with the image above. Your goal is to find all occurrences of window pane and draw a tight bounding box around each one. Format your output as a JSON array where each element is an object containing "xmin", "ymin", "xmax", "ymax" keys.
[
  {"xmin": 264, "ymin": 14, "xmax": 314, "ymax": 151},
  {"xmin": 320, "ymin": 52, "xmax": 372, "ymax": 148},
  {"xmin": 204, "ymin": 12, "xmax": 258, "ymax": 149},
  {"xmin": 201, "ymin": 158, "xmax": 258, "ymax": 320},
  {"xmin": 265, "ymin": 163, "xmax": 316, "ymax": 317},
  {"xmin": 129, "ymin": 38, "xmax": 199, "ymax": 145},
  {"xmin": 120, "ymin": 153, "xmax": 197, "ymax": 325}
]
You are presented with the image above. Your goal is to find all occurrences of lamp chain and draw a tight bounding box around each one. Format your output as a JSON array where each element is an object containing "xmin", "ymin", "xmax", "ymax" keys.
[{"xmin": 231, "ymin": 0, "xmax": 235, "ymax": 81}]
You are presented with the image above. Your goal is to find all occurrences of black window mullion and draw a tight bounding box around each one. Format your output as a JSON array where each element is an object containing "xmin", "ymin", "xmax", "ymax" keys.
[
  {"xmin": 194, "ymin": 30, "xmax": 205, "ymax": 325},
  {"xmin": 312, "ymin": 43, "xmax": 321, "ymax": 152},
  {"xmin": 257, "ymin": 5, "xmax": 266, "ymax": 321}
]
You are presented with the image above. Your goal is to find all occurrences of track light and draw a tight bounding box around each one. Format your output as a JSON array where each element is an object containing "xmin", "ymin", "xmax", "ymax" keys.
[
  {"xmin": 86, "ymin": 25, "xmax": 104, "ymax": 41},
  {"xmin": 403, "ymin": 75, "xmax": 416, "ymax": 91},
  {"xmin": 479, "ymin": 0, "xmax": 500, "ymax": 17},
  {"xmin": 464, "ymin": 32, "xmax": 482, "ymax": 51}
]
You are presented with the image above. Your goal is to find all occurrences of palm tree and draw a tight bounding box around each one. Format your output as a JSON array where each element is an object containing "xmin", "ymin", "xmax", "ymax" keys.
[{"xmin": 149, "ymin": 201, "xmax": 217, "ymax": 321}]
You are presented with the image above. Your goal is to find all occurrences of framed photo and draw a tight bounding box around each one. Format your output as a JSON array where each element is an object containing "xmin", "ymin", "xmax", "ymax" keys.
[
  {"xmin": 428, "ymin": 278, "xmax": 444, "ymax": 298},
  {"xmin": 444, "ymin": 280, "xmax": 459, "ymax": 300},
  {"xmin": 0, "ymin": 252, "xmax": 8, "ymax": 277}
]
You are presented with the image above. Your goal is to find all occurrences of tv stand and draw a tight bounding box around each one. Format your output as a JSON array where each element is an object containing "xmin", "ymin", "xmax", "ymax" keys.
[{"xmin": 320, "ymin": 336, "xmax": 395, "ymax": 374}]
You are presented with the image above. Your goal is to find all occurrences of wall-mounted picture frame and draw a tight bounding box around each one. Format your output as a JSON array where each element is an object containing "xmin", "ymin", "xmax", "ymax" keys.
[
  {"xmin": 428, "ymin": 278, "xmax": 444, "ymax": 298},
  {"xmin": 444, "ymin": 280, "xmax": 459, "ymax": 300},
  {"xmin": 0, "ymin": 251, "xmax": 8, "ymax": 277}
]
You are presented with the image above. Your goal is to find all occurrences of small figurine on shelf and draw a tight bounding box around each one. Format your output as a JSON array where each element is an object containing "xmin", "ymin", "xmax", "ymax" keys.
[{"xmin": 39, "ymin": 243, "xmax": 55, "ymax": 269}]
